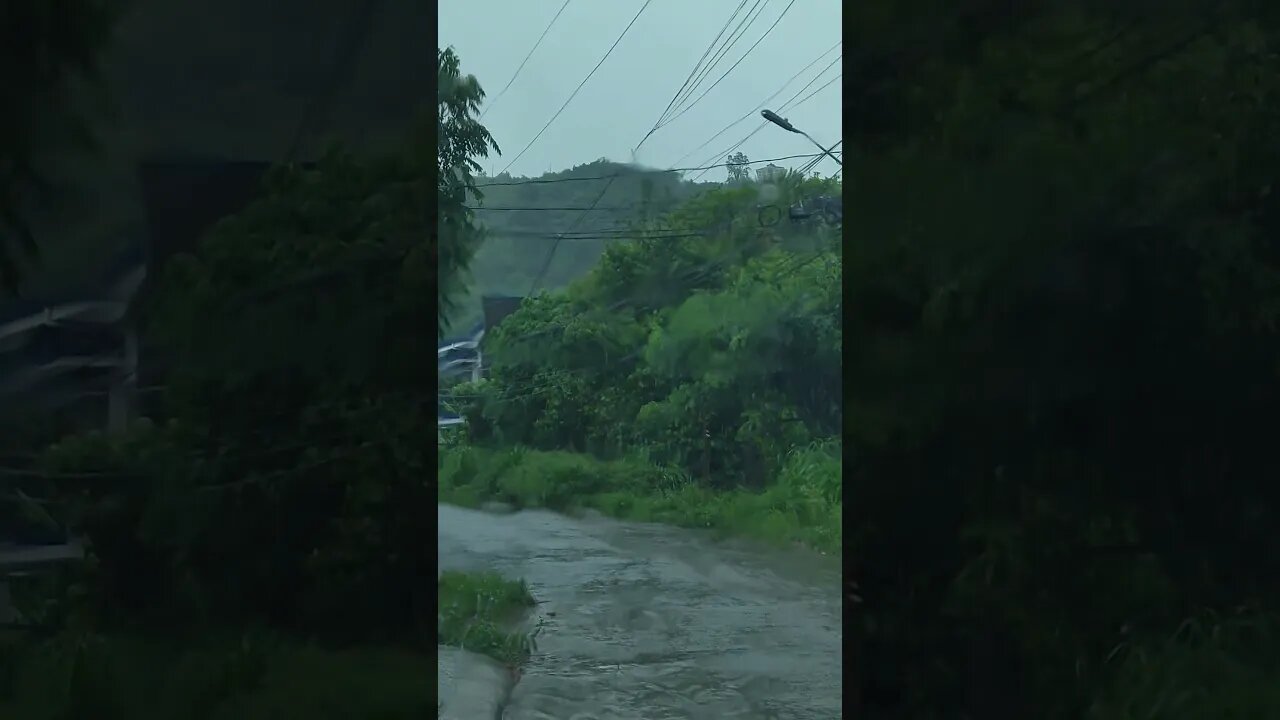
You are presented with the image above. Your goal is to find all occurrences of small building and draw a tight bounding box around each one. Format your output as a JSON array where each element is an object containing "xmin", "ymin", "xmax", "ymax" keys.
[
  {"xmin": 755, "ymin": 163, "xmax": 786, "ymax": 183},
  {"xmin": 481, "ymin": 295, "xmax": 523, "ymax": 333}
]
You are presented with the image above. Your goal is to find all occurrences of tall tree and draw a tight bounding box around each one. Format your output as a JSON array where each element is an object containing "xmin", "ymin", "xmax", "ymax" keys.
[
  {"xmin": 725, "ymin": 151, "xmax": 751, "ymax": 183},
  {"xmin": 437, "ymin": 46, "xmax": 499, "ymax": 332},
  {"xmin": 0, "ymin": 0, "xmax": 121, "ymax": 294}
]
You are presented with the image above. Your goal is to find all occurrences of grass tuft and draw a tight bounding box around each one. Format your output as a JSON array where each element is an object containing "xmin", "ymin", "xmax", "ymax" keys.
[{"xmin": 437, "ymin": 570, "xmax": 539, "ymax": 667}]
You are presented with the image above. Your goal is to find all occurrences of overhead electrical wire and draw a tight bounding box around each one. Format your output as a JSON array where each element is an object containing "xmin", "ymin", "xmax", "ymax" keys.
[
  {"xmin": 668, "ymin": 41, "xmax": 840, "ymax": 168},
  {"xmin": 689, "ymin": 72, "xmax": 843, "ymax": 181},
  {"xmin": 798, "ymin": 139, "xmax": 842, "ymax": 176},
  {"xmin": 788, "ymin": 72, "xmax": 842, "ymax": 111},
  {"xmin": 498, "ymin": 0, "xmax": 654, "ymax": 176},
  {"xmin": 481, "ymin": 0, "xmax": 573, "ymax": 120},
  {"xmin": 634, "ymin": 0, "xmax": 751, "ymax": 151},
  {"xmin": 527, "ymin": 174, "xmax": 617, "ymax": 294},
  {"xmin": 450, "ymin": 195, "xmax": 842, "ymax": 352},
  {"xmin": 440, "ymin": 226, "xmax": 839, "ymax": 358},
  {"xmin": 683, "ymin": 52, "xmax": 842, "ymax": 180},
  {"xmin": 657, "ymin": 0, "xmax": 799, "ymax": 130},
  {"xmin": 669, "ymin": 0, "xmax": 770, "ymax": 120},
  {"xmin": 689, "ymin": 63, "xmax": 843, "ymax": 179},
  {"xmin": 508, "ymin": 144, "xmax": 841, "ymax": 288}
]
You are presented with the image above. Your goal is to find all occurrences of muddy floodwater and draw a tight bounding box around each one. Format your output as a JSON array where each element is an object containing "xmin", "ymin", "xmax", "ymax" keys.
[{"xmin": 438, "ymin": 503, "xmax": 842, "ymax": 720}]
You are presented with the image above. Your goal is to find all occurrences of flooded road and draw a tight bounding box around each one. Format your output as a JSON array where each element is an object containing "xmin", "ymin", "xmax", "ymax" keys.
[{"xmin": 438, "ymin": 503, "xmax": 842, "ymax": 720}]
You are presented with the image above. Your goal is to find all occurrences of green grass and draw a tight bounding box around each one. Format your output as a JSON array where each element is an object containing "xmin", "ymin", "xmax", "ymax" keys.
[
  {"xmin": 438, "ymin": 444, "xmax": 842, "ymax": 554},
  {"xmin": 437, "ymin": 570, "xmax": 538, "ymax": 667}
]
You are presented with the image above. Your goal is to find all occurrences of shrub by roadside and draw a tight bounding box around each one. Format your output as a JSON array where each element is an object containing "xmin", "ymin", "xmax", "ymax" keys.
[
  {"xmin": 437, "ymin": 444, "xmax": 841, "ymax": 554},
  {"xmin": 437, "ymin": 570, "xmax": 538, "ymax": 667}
]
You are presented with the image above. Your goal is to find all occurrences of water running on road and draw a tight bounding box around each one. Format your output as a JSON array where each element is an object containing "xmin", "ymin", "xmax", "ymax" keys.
[{"xmin": 438, "ymin": 503, "xmax": 842, "ymax": 719}]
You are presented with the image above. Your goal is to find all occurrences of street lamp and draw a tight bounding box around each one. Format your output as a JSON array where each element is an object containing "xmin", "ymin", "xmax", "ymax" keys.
[{"xmin": 761, "ymin": 109, "xmax": 842, "ymax": 167}]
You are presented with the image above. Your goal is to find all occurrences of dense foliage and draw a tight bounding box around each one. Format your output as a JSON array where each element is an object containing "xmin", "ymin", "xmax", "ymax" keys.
[
  {"xmin": 435, "ymin": 158, "xmax": 845, "ymax": 567},
  {"xmin": 438, "ymin": 46, "xmax": 498, "ymax": 328},
  {"xmin": 451, "ymin": 171, "xmax": 841, "ymax": 490},
  {"xmin": 846, "ymin": 1, "xmax": 1280, "ymax": 716}
]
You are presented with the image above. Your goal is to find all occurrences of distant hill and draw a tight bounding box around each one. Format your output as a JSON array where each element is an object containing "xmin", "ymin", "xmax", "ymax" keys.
[{"xmin": 445, "ymin": 159, "xmax": 717, "ymax": 334}]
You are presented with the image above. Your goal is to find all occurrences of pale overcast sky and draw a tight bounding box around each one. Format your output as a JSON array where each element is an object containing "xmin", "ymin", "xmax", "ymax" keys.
[{"xmin": 438, "ymin": 0, "xmax": 842, "ymax": 181}]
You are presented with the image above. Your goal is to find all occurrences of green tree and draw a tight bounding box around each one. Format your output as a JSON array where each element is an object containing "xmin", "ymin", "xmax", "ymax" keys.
[
  {"xmin": 0, "ymin": 0, "xmax": 121, "ymax": 293},
  {"xmin": 437, "ymin": 46, "xmax": 499, "ymax": 330},
  {"xmin": 725, "ymin": 151, "xmax": 750, "ymax": 183}
]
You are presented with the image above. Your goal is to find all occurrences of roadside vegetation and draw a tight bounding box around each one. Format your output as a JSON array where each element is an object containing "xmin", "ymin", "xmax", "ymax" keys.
[
  {"xmin": 439, "ymin": 445, "xmax": 841, "ymax": 554},
  {"xmin": 437, "ymin": 570, "xmax": 538, "ymax": 667},
  {"xmin": 441, "ymin": 132, "xmax": 844, "ymax": 554}
]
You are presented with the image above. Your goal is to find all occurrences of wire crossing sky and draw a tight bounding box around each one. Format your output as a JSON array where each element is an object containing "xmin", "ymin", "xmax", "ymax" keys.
[{"xmin": 438, "ymin": 0, "xmax": 842, "ymax": 180}]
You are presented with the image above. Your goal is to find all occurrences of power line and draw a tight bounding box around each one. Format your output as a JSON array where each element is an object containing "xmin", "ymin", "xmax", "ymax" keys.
[
  {"xmin": 450, "ymin": 194, "xmax": 840, "ymax": 351},
  {"xmin": 481, "ymin": 0, "xmax": 572, "ymax": 120},
  {"xmin": 659, "ymin": 0, "xmax": 799, "ymax": 129},
  {"xmin": 688, "ymin": 67, "xmax": 842, "ymax": 182},
  {"xmin": 798, "ymin": 139, "xmax": 842, "ymax": 176},
  {"xmin": 528, "ymin": 175, "xmax": 617, "ymax": 294},
  {"xmin": 635, "ymin": 0, "xmax": 751, "ymax": 152},
  {"xmin": 771, "ymin": 57, "xmax": 841, "ymax": 112},
  {"xmin": 498, "ymin": 0, "xmax": 654, "ymax": 176},
  {"xmin": 789, "ymin": 72, "xmax": 842, "ymax": 111},
  {"xmin": 669, "ymin": 0, "xmax": 770, "ymax": 121},
  {"xmin": 669, "ymin": 42, "xmax": 839, "ymax": 168},
  {"xmin": 682, "ymin": 51, "xmax": 842, "ymax": 179}
]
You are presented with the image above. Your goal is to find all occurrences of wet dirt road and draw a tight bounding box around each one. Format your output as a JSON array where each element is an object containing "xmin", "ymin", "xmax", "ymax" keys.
[{"xmin": 438, "ymin": 503, "xmax": 842, "ymax": 719}]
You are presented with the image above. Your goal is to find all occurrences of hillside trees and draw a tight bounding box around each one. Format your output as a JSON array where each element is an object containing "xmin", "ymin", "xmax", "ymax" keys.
[{"xmin": 453, "ymin": 172, "xmax": 841, "ymax": 488}]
